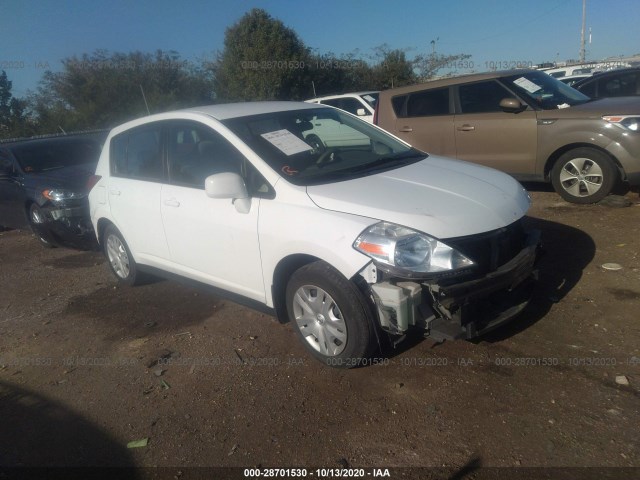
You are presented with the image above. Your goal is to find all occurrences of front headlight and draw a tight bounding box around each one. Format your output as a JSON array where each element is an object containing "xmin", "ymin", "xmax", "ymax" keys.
[
  {"xmin": 603, "ymin": 115, "xmax": 640, "ymax": 132},
  {"xmin": 42, "ymin": 188, "xmax": 86, "ymax": 202},
  {"xmin": 353, "ymin": 222, "xmax": 474, "ymax": 276}
]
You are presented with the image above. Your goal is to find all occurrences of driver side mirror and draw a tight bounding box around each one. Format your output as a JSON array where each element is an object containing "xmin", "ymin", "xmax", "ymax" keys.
[
  {"xmin": 205, "ymin": 172, "xmax": 251, "ymax": 214},
  {"xmin": 499, "ymin": 98, "xmax": 526, "ymax": 113},
  {"xmin": 356, "ymin": 108, "xmax": 367, "ymax": 116}
]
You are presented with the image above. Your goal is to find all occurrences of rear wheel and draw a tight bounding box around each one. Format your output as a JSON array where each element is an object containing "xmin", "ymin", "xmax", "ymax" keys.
[
  {"xmin": 286, "ymin": 261, "xmax": 376, "ymax": 368},
  {"xmin": 103, "ymin": 224, "xmax": 144, "ymax": 286},
  {"xmin": 551, "ymin": 148, "xmax": 618, "ymax": 204},
  {"xmin": 29, "ymin": 204, "xmax": 55, "ymax": 248}
]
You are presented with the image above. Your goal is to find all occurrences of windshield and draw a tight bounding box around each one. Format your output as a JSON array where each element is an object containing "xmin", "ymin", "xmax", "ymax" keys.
[
  {"xmin": 359, "ymin": 92, "xmax": 379, "ymax": 108},
  {"xmin": 11, "ymin": 139, "xmax": 102, "ymax": 173},
  {"xmin": 500, "ymin": 71, "xmax": 591, "ymax": 110},
  {"xmin": 222, "ymin": 107, "xmax": 425, "ymax": 186}
]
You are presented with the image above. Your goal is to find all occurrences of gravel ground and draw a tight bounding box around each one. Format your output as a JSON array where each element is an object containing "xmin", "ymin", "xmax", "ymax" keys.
[{"xmin": 1, "ymin": 188, "xmax": 639, "ymax": 479}]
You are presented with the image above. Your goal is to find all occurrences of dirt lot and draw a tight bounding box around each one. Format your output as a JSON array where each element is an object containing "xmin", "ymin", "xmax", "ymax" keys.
[{"xmin": 1, "ymin": 188, "xmax": 639, "ymax": 479}]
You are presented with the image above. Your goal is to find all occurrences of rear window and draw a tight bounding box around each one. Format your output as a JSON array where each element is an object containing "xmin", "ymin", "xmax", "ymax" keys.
[
  {"xmin": 10, "ymin": 138, "xmax": 101, "ymax": 173},
  {"xmin": 392, "ymin": 88, "xmax": 450, "ymax": 118},
  {"xmin": 111, "ymin": 127, "xmax": 163, "ymax": 181},
  {"xmin": 406, "ymin": 88, "xmax": 449, "ymax": 117}
]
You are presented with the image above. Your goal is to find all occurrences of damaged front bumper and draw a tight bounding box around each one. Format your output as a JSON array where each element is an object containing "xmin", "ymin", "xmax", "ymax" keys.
[
  {"xmin": 33, "ymin": 204, "xmax": 97, "ymax": 249},
  {"xmin": 366, "ymin": 229, "xmax": 541, "ymax": 341}
]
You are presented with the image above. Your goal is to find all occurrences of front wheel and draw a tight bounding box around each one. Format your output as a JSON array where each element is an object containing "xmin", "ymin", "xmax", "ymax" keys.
[
  {"xmin": 286, "ymin": 261, "xmax": 377, "ymax": 368},
  {"xmin": 551, "ymin": 148, "xmax": 618, "ymax": 204},
  {"xmin": 103, "ymin": 224, "xmax": 144, "ymax": 286}
]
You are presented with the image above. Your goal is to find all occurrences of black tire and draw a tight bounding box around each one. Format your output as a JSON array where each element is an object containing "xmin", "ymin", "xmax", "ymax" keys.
[
  {"xmin": 103, "ymin": 224, "xmax": 143, "ymax": 286},
  {"xmin": 551, "ymin": 148, "xmax": 618, "ymax": 204},
  {"xmin": 28, "ymin": 204, "xmax": 55, "ymax": 248},
  {"xmin": 285, "ymin": 261, "xmax": 377, "ymax": 368}
]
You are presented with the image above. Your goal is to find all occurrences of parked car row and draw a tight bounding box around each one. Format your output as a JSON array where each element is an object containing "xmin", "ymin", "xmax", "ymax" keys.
[{"xmin": 2, "ymin": 66, "xmax": 638, "ymax": 368}]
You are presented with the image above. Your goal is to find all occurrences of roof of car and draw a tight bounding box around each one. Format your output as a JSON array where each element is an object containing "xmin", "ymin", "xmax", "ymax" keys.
[
  {"xmin": 105, "ymin": 102, "xmax": 328, "ymax": 136},
  {"xmin": 573, "ymin": 66, "xmax": 640, "ymax": 86},
  {"xmin": 306, "ymin": 91, "xmax": 379, "ymax": 102},
  {"xmin": 379, "ymin": 70, "xmax": 537, "ymax": 95},
  {"xmin": 181, "ymin": 101, "xmax": 322, "ymax": 120}
]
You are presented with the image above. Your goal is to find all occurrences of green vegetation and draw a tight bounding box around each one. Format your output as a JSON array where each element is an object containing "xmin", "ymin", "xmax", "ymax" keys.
[{"xmin": 1, "ymin": 8, "xmax": 469, "ymax": 139}]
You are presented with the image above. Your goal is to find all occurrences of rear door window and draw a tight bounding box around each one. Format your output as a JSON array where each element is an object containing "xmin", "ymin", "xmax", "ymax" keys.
[
  {"xmin": 405, "ymin": 88, "xmax": 450, "ymax": 117},
  {"xmin": 111, "ymin": 127, "xmax": 163, "ymax": 181}
]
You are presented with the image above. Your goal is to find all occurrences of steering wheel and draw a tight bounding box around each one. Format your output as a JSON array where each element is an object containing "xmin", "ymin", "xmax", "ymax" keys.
[{"xmin": 316, "ymin": 148, "xmax": 339, "ymax": 168}]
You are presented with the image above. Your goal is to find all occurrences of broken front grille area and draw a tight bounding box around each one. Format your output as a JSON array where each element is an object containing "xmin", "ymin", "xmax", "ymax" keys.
[{"xmin": 444, "ymin": 219, "xmax": 528, "ymax": 278}]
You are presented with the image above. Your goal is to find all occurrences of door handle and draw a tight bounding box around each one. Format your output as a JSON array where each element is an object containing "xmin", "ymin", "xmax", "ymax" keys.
[
  {"xmin": 457, "ymin": 124, "xmax": 475, "ymax": 131},
  {"xmin": 109, "ymin": 189, "xmax": 121, "ymax": 196},
  {"xmin": 398, "ymin": 126, "xmax": 413, "ymax": 132},
  {"xmin": 163, "ymin": 198, "xmax": 180, "ymax": 207}
]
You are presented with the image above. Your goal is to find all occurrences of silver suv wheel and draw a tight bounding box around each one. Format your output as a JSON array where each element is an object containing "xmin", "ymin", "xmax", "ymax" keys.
[{"xmin": 551, "ymin": 147, "xmax": 617, "ymax": 204}]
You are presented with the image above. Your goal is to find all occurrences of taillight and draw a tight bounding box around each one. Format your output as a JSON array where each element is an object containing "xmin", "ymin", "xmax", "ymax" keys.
[{"xmin": 86, "ymin": 175, "xmax": 101, "ymax": 192}]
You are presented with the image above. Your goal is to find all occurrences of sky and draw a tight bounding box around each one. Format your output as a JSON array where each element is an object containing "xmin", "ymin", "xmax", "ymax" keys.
[{"xmin": 2, "ymin": 0, "xmax": 639, "ymax": 98}]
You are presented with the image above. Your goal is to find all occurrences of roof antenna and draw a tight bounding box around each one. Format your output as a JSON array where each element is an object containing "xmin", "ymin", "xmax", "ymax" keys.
[
  {"xmin": 58, "ymin": 126, "xmax": 67, "ymax": 134},
  {"xmin": 140, "ymin": 84, "xmax": 151, "ymax": 115},
  {"xmin": 312, "ymin": 80, "xmax": 316, "ymax": 97}
]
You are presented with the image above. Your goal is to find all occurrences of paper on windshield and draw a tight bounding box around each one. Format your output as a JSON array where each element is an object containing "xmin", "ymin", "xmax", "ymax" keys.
[
  {"xmin": 261, "ymin": 129, "xmax": 312, "ymax": 156},
  {"xmin": 513, "ymin": 77, "xmax": 542, "ymax": 93},
  {"xmin": 362, "ymin": 95, "xmax": 376, "ymax": 102}
]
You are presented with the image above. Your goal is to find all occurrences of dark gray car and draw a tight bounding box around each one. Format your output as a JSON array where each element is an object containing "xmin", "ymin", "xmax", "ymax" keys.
[{"xmin": 0, "ymin": 132, "xmax": 106, "ymax": 248}]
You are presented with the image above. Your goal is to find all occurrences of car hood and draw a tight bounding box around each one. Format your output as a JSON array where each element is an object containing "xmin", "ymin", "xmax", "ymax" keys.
[
  {"xmin": 24, "ymin": 163, "xmax": 96, "ymax": 192},
  {"xmin": 305, "ymin": 156, "xmax": 531, "ymax": 239},
  {"xmin": 539, "ymin": 96, "xmax": 640, "ymax": 119}
]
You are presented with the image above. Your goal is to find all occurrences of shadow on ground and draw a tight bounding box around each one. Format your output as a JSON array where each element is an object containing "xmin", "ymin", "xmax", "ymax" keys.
[
  {"xmin": 481, "ymin": 216, "xmax": 595, "ymax": 342},
  {"xmin": 0, "ymin": 380, "xmax": 138, "ymax": 472}
]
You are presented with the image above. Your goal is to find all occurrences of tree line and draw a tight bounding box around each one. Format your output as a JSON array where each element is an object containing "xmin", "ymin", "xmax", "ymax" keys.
[{"xmin": 0, "ymin": 8, "xmax": 470, "ymax": 139}]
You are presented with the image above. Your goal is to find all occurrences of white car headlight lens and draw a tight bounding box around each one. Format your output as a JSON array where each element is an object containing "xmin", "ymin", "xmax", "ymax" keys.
[
  {"xmin": 353, "ymin": 222, "xmax": 475, "ymax": 274},
  {"xmin": 42, "ymin": 189, "xmax": 86, "ymax": 202},
  {"xmin": 603, "ymin": 115, "xmax": 640, "ymax": 132}
]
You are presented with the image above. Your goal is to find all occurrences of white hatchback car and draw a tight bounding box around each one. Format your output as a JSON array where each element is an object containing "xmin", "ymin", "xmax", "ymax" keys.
[{"xmin": 89, "ymin": 102, "xmax": 540, "ymax": 367}]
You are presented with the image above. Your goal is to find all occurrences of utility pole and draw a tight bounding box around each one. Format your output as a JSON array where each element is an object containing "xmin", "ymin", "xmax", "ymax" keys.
[{"xmin": 579, "ymin": 0, "xmax": 586, "ymax": 63}]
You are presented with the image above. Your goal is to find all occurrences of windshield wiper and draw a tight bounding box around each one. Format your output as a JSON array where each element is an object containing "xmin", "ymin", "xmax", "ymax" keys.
[{"xmin": 340, "ymin": 151, "xmax": 426, "ymax": 175}]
